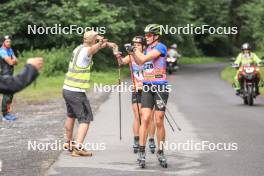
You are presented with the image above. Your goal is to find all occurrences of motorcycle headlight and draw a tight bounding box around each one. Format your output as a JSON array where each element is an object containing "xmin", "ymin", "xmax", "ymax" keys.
[
  {"xmin": 171, "ymin": 57, "xmax": 176, "ymax": 62},
  {"xmin": 244, "ymin": 67, "xmax": 254, "ymax": 73}
]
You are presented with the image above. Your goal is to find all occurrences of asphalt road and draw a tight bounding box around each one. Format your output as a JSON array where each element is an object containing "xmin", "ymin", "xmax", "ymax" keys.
[
  {"xmin": 0, "ymin": 91, "xmax": 109, "ymax": 176},
  {"xmin": 171, "ymin": 63, "xmax": 264, "ymax": 176},
  {"xmin": 47, "ymin": 63, "xmax": 264, "ymax": 176}
]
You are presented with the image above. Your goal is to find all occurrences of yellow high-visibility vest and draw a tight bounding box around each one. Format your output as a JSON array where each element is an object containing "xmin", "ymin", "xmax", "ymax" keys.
[{"xmin": 64, "ymin": 45, "xmax": 92, "ymax": 89}]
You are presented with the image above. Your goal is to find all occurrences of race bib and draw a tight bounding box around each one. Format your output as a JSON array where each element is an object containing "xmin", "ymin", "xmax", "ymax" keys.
[
  {"xmin": 133, "ymin": 70, "xmax": 144, "ymax": 80},
  {"xmin": 143, "ymin": 62, "xmax": 154, "ymax": 73}
]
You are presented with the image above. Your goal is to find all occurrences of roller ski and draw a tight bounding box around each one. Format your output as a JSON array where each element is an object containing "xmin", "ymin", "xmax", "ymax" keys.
[
  {"xmin": 133, "ymin": 136, "xmax": 139, "ymax": 153},
  {"xmin": 148, "ymin": 138, "xmax": 156, "ymax": 154},
  {"xmin": 157, "ymin": 150, "xmax": 167, "ymax": 168},
  {"xmin": 138, "ymin": 150, "xmax": 146, "ymax": 168}
]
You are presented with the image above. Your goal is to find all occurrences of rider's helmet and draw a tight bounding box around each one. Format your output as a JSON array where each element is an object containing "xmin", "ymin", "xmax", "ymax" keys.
[
  {"xmin": 132, "ymin": 36, "xmax": 146, "ymax": 46},
  {"xmin": 241, "ymin": 43, "xmax": 251, "ymax": 51},
  {"xmin": 144, "ymin": 24, "xmax": 161, "ymax": 36},
  {"xmin": 171, "ymin": 44, "xmax": 177, "ymax": 49}
]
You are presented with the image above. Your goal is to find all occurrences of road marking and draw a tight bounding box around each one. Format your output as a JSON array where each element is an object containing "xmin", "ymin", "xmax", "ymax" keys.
[{"xmin": 0, "ymin": 159, "xmax": 2, "ymax": 172}]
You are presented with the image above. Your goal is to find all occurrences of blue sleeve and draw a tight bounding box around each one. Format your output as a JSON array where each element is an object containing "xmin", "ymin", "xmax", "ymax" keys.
[
  {"xmin": 154, "ymin": 43, "xmax": 167, "ymax": 57},
  {"xmin": 0, "ymin": 49, "xmax": 8, "ymax": 60},
  {"xmin": 10, "ymin": 48, "xmax": 14, "ymax": 56}
]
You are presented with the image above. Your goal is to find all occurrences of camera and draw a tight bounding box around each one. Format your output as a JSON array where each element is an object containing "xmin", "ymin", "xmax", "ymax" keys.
[{"xmin": 124, "ymin": 43, "xmax": 135, "ymax": 53}]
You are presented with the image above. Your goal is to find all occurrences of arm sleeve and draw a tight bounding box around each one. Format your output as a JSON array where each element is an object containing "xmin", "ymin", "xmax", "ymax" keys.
[
  {"xmin": 154, "ymin": 43, "xmax": 167, "ymax": 57},
  {"xmin": 0, "ymin": 50, "xmax": 8, "ymax": 59},
  {"xmin": 253, "ymin": 53, "xmax": 262, "ymax": 63},
  {"xmin": 0, "ymin": 64, "xmax": 39, "ymax": 94},
  {"xmin": 234, "ymin": 53, "xmax": 242, "ymax": 65}
]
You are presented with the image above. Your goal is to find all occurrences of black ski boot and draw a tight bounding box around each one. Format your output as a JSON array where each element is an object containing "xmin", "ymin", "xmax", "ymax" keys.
[
  {"xmin": 148, "ymin": 138, "xmax": 156, "ymax": 154},
  {"xmin": 157, "ymin": 150, "xmax": 167, "ymax": 168},
  {"xmin": 133, "ymin": 136, "xmax": 139, "ymax": 153}
]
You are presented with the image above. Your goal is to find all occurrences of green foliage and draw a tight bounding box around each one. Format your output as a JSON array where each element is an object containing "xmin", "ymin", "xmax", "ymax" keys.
[
  {"xmin": 19, "ymin": 47, "xmax": 73, "ymax": 76},
  {"xmin": 1, "ymin": 0, "xmax": 264, "ymax": 66},
  {"xmin": 0, "ymin": 0, "xmax": 134, "ymax": 50},
  {"xmin": 238, "ymin": 0, "xmax": 264, "ymax": 50}
]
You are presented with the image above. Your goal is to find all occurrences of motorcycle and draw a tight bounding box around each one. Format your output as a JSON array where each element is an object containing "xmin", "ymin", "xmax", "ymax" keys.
[
  {"xmin": 232, "ymin": 62, "xmax": 264, "ymax": 106},
  {"xmin": 166, "ymin": 57, "xmax": 179, "ymax": 74}
]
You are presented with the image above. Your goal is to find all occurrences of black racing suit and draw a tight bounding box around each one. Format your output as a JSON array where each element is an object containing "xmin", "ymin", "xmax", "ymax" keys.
[{"xmin": 0, "ymin": 64, "xmax": 38, "ymax": 94}]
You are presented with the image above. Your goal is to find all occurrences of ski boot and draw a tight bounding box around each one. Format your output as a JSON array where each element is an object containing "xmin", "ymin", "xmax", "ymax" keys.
[
  {"xmin": 138, "ymin": 150, "xmax": 146, "ymax": 168},
  {"xmin": 157, "ymin": 150, "xmax": 167, "ymax": 168},
  {"xmin": 133, "ymin": 136, "xmax": 139, "ymax": 153},
  {"xmin": 148, "ymin": 138, "xmax": 156, "ymax": 154}
]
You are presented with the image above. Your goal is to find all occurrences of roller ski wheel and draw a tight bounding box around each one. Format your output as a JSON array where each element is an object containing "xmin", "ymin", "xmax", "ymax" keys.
[
  {"xmin": 160, "ymin": 161, "xmax": 167, "ymax": 168},
  {"xmin": 139, "ymin": 159, "xmax": 146, "ymax": 168},
  {"xmin": 157, "ymin": 151, "xmax": 167, "ymax": 168},
  {"xmin": 138, "ymin": 151, "xmax": 146, "ymax": 168},
  {"xmin": 148, "ymin": 139, "xmax": 156, "ymax": 154},
  {"xmin": 150, "ymin": 148, "xmax": 155, "ymax": 154}
]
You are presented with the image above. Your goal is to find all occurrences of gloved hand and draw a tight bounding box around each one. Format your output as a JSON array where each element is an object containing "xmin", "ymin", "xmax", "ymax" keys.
[
  {"xmin": 257, "ymin": 62, "xmax": 264, "ymax": 67},
  {"xmin": 27, "ymin": 57, "xmax": 44, "ymax": 71}
]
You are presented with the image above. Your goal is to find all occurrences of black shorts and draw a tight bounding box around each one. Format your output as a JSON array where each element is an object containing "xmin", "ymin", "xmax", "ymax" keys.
[
  {"xmin": 62, "ymin": 89, "xmax": 93, "ymax": 124},
  {"xmin": 141, "ymin": 84, "xmax": 169, "ymax": 111},
  {"xmin": 131, "ymin": 90, "xmax": 142, "ymax": 104}
]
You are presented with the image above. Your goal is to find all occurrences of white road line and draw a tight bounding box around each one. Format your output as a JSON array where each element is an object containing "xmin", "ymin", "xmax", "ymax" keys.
[{"xmin": 0, "ymin": 159, "xmax": 2, "ymax": 172}]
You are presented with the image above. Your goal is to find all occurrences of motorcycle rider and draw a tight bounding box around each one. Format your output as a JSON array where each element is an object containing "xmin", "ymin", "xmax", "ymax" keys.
[
  {"xmin": 168, "ymin": 44, "xmax": 181, "ymax": 64},
  {"xmin": 233, "ymin": 43, "xmax": 262, "ymax": 95}
]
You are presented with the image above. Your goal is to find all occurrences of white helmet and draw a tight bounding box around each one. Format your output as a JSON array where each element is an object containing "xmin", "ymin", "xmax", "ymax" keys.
[{"xmin": 171, "ymin": 44, "xmax": 177, "ymax": 49}]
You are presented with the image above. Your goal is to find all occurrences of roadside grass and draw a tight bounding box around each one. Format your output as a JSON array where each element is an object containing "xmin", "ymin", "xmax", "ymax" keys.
[
  {"xmin": 15, "ymin": 67, "xmax": 130, "ymax": 102},
  {"xmin": 256, "ymin": 51, "xmax": 264, "ymax": 58},
  {"xmin": 180, "ymin": 57, "xmax": 227, "ymax": 64},
  {"xmin": 221, "ymin": 66, "xmax": 236, "ymax": 84}
]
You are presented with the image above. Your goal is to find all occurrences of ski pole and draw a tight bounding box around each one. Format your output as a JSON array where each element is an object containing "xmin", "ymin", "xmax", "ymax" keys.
[
  {"xmin": 153, "ymin": 85, "xmax": 182, "ymax": 131},
  {"xmin": 118, "ymin": 66, "xmax": 122, "ymax": 140},
  {"xmin": 165, "ymin": 113, "xmax": 175, "ymax": 132},
  {"xmin": 110, "ymin": 44, "xmax": 123, "ymax": 140}
]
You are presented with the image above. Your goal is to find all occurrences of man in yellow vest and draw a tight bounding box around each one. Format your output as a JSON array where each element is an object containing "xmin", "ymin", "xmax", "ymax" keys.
[{"xmin": 62, "ymin": 30, "xmax": 108, "ymax": 157}]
